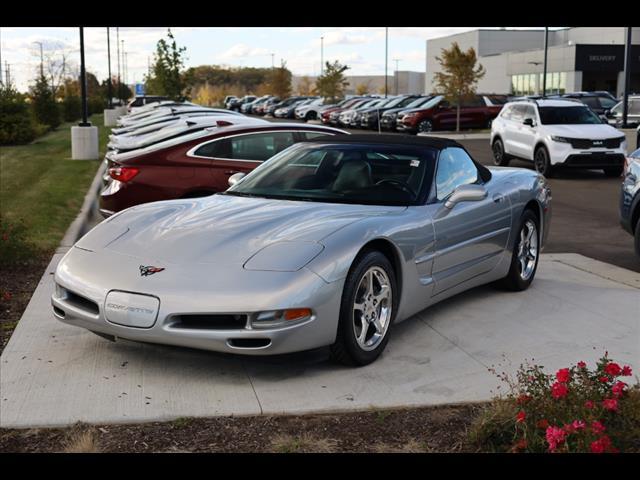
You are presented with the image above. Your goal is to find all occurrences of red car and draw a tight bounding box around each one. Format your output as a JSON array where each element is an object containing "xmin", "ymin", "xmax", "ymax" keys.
[
  {"xmin": 100, "ymin": 123, "xmax": 346, "ymax": 217},
  {"xmin": 320, "ymin": 97, "xmax": 369, "ymax": 124},
  {"xmin": 397, "ymin": 94, "xmax": 506, "ymax": 134}
]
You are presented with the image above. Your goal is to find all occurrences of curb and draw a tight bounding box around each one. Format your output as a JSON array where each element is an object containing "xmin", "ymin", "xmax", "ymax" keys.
[
  {"xmin": 57, "ymin": 160, "xmax": 107, "ymax": 253},
  {"xmin": 543, "ymin": 253, "xmax": 640, "ymax": 289}
]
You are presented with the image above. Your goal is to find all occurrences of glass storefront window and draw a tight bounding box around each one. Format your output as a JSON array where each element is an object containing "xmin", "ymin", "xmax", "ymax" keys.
[{"xmin": 512, "ymin": 72, "xmax": 568, "ymax": 96}]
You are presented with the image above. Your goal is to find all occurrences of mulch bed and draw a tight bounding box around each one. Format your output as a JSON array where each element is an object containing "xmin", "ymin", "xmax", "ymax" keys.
[
  {"xmin": 0, "ymin": 403, "xmax": 482, "ymax": 453},
  {"xmin": 0, "ymin": 257, "xmax": 50, "ymax": 355}
]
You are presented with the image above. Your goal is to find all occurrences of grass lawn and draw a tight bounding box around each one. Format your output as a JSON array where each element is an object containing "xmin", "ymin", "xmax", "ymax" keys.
[{"xmin": 0, "ymin": 113, "xmax": 108, "ymax": 255}]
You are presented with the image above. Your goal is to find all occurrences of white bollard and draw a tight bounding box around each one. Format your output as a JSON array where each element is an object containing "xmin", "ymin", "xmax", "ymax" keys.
[
  {"xmin": 116, "ymin": 105, "xmax": 128, "ymax": 117},
  {"xmin": 71, "ymin": 125, "xmax": 99, "ymax": 160},
  {"xmin": 104, "ymin": 108, "xmax": 119, "ymax": 127}
]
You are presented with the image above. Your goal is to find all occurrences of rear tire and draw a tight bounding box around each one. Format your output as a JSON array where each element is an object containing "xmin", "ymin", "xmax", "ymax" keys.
[
  {"xmin": 534, "ymin": 146, "xmax": 554, "ymax": 178},
  {"xmin": 603, "ymin": 166, "xmax": 623, "ymax": 177},
  {"xmin": 330, "ymin": 250, "xmax": 397, "ymax": 366},
  {"xmin": 492, "ymin": 138, "xmax": 511, "ymax": 166},
  {"xmin": 497, "ymin": 209, "xmax": 540, "ymax": 291}
]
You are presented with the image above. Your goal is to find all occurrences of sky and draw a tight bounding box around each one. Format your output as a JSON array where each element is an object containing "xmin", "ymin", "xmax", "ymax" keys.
[{"xmin": 0, "ymin": 27, "xmax": 556, "ymax": 92}]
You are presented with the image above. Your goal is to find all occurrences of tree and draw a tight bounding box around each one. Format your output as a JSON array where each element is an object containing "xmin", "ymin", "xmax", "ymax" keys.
[
  {"xmin": 0, "ymin": 85, "xmax": 38, "ymax": 145},
  {"xmin": 296, "ymin": 76, "xmax": 315, "ymax": 96},
  {"xmin": 144, "ymin": 29, "xmax": 187, "ymax": 100},
  {"xmin": 268, "ymin": 61, "xmax": 292, "ymax": 100},
  {"xmin": 30, "ymin": 40, "xmax": 76, "ymax": 99},
  {"xmin": 433, "ymin": 42, "xmax": 485, "ymax": 132},
  {"xmin": 314, "ymin": 61, "xmax": 349, "ymax": 103},
  {"xmin": 29, "ymin": 73, "xmax": 61, "ymax": 130},
  {"xmin": 355, "ymin": 82, "xmax": 371, "ymax": 95}
]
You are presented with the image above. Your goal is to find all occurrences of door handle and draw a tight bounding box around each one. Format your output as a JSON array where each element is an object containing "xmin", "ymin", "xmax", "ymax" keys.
[{"xmin": 493, "ymin": 194, "xmax": 505, "ymax": 203}]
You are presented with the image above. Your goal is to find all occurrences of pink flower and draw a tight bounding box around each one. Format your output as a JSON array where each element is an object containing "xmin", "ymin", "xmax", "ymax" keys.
[
  {"xmin": 571, "ymin": 420, "xmax": 586, "ymax": 431},
  {"xmin": 621, "ymin": 365, "xmax": 632, "ymax": 376},
  {"xmin": 602, "ymin": 397, "xmax": 618, "ymax": 412},
  {"xmin": 516, "ymin": 394, "xmax": 531, "ymax": 405},
  {"xmin": 611, "ymin": 381, "xmax": 627, "ymax": 398},
  {"xmin": 516, "ymin": 410, "xmax": 526, "ymax": 423},
  {"xmin": 556, "ymin": 368, "xmax": 571, "ymax": 383},
  {"xmin": 537, "ymin": 419, "xmax": 549, "ymax": 430},
  {"xmin": 590, "ymin": 435, "xmax": 613, "ymax": 454},
  {"xmin": 551, "ymin": 381, "xmax": 569, "ymax": 399},
  {"xmin": 577, "ymin": 361, "xmax": 587, "ymax": 369},
  {"xmin": 584, "ymin": 400, "xmax": 595, "ymax": 409},
  {"xmin": 599, "ymin": 376, "xmax": 610, "ymax": 383},
  {"xmin": 545, "ymin": 426, "xmax": 567, "ymax": 452},
  {"xmin": 604, "ymin": 362, "xmax": 622, "ymax": 377},
  {"xmin": 591, "ymin": 421, "xmax": 606, "ymax": 435}
]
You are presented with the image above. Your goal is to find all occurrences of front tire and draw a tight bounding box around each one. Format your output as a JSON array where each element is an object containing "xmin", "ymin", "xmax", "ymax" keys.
[
  {"xmin": 498, "ymin": 210, "xmax": 540, "ymax": 291},
  {"xmin": 534, "ymin": 146, "xmax": 554, "ymax": 177},
  {"xmin": 492, "ymin": 138, "xmax": 511, "ymax": 166},
  {"xmin": 418, "ymin": 119, "xmax": 433, "ymax": 133},
  {"xmin": 330, "ymin": 250, "xmax": 397, "ymax": 366}
]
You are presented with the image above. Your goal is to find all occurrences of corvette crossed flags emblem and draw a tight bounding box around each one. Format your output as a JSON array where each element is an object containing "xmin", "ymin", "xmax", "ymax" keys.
[{"xmin": 139, "ymin": 265, "xmax": 165, "ymax": 277}]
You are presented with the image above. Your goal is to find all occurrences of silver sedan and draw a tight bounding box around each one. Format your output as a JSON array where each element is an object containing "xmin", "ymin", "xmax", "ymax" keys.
[{"xmin": 52, "ymin": 135, "xmax": 552, "ymax": 366}]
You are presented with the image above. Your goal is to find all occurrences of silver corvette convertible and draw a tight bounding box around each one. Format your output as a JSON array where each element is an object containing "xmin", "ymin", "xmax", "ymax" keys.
[{"xmin": 52, "ymin": 135, "xmax": 552, "ymax": 365}]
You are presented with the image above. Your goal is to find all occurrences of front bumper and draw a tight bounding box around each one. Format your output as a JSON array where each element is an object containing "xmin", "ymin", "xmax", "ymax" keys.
[
  {"xmin": 559, "ymin": 153, "xmax": 626, "ymax": 169},
  {"xmin": 52, "ymin": 247, "xmax": 343, "ymax": 356}
]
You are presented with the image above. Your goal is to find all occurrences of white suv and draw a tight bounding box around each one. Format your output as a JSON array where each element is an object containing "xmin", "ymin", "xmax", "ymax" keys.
[{"xmin": 491, "ymin": 99, "xmax": 627, "ymax": 177}]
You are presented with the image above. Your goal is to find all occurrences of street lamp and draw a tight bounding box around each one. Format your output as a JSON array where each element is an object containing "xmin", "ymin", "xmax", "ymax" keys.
[
  {"xmin": 320, "ymin": 36, "xmax": 324, "ymax": 77},
  {"xmin": 542, "ymin": 27, "xmax": 549, "ymax": 97},
  {"xmin": 71, "ymin": 27, "xmax": 98, "ymax": 160},
  {"xmin": 107, "ymin": 27, "xmax": 112, "ymax": 108},
  {"xmin": 384, "ymin": 28, "xmax": 388, "ymax": 98},
  {"xmin": 393, "ymin": 58, "xmax": 401, "ymax": 95}
]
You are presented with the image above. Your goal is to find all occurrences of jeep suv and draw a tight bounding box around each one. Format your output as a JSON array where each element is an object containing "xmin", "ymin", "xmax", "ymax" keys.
[{"xmin": 491, "ymin": 99, "xmax": 628, "ymax": 177}]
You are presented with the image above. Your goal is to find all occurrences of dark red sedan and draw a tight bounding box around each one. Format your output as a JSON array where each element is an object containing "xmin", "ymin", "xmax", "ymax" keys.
[
  {"xmin": 99, "ymin": 123, "xmax": 346, "ymax": 216},
  {"xmin": 396, "ymin": 94, "xmax": 506, "ymax": 134}
]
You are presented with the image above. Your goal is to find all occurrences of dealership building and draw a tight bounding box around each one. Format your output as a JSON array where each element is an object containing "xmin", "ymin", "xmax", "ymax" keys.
[{"xmin": 425, "ymin": 27, "xmax": 640, "ymax": 97}]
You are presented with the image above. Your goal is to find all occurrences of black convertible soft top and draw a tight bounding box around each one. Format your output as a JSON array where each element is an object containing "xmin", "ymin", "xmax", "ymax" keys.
[
  {"xmin": 304, "ymin": 133, "xmax": 463, "ymax": 150},
  {"xmin": 303, "ymin": 133, "xmax": 492, "ymax": 182}
]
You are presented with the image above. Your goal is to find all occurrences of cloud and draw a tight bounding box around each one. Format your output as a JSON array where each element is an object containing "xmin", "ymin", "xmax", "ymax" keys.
[{"xmin": 218, "ymin": 43, "xmax": 270, "ymax": 60}]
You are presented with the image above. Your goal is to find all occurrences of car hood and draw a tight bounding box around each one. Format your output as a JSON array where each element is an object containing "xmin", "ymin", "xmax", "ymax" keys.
[
  {"xmin": 545, "ymin": 124, "xmax": 625, "ymax": 139},
  {"xmin": 77, "ymin": 194, "xmax": 405, "ymax": 266}
]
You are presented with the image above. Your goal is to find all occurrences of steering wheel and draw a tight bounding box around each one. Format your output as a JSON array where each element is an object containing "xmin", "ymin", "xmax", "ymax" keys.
[{"xmin": 375, "ymin": 179, "xmax": 416, "ymax": 197}]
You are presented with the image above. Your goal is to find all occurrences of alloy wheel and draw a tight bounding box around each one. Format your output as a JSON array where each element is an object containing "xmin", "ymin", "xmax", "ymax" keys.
[
  {"xmin": 492, "ymin": 141, "xmax": 504, "ymax": 165},
  {"xmin": 516, "ymin": 219, "xmax": 538, "ymax": 281},
  {"xmin": 418, "ymin": 120, "xmax": 433, "ymax": 133},
  {"xmin": 352, "ymin": 266, "xmax": 392, "ymax": 351}
]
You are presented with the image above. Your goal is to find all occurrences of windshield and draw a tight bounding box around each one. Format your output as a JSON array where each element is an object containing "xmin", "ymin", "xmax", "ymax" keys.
[
  {"xmin": 225, "ymin": 143, "xmax": 437, "ymax": 206},
  {"xmin": 538, "ymin": 106, "xmax": 603, "ymax": 125},
  {"xmin": 419, "ymin": 95, "xmax": 444, "ymax": 110}
]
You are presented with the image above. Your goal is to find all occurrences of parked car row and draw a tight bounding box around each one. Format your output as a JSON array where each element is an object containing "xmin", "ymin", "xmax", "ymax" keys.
[{"xmin": 100, "ymin": 100, "xmax": 347, "ymax": 217}]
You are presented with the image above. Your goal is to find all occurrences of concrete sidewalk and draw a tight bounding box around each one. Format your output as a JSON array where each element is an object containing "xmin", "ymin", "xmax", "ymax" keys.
[{"xmin": 1, "ymin": 253, "xmax": 638, "ymax": 428}]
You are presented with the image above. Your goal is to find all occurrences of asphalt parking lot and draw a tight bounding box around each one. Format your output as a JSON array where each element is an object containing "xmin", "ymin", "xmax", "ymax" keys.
[{"xmin": 270, "ymin": 118, "xmax": 640, "ymax": 273}]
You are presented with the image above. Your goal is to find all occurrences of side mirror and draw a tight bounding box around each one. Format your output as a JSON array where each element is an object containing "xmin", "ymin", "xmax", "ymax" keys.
[
  {"xmin": 445, "ymin": 184, "xmax": 487, "ymax": 209},
  {"xmin": 228, "ymin": 172, "xmax": 246, "ymax": 188},
  {"xmin": 523, "ymin": 118, "xmax": 535, "ymax": 127}
]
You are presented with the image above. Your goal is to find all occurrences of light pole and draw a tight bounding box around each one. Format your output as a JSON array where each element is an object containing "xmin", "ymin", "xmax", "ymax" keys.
[
  {"xmin": 34, "ymin": 41, "xmax": 44, "ymax": 78},
  {"xmin": 542, "ymin": 27, "xmax": 549, "ymax": 97},
  {"xmin": 393, "ymin": 58, "xmax": 401, "ymax": 95},
  {"xmin": 384, "ymin": 27, "xmax": 388, "ymax": 98},
  {"xmin": 320, "ymin": 36, "xmax": 324, "ymax": 77},
  {"xmin": 622, "ymin": 26, "xmax": 632, "ymax": 128},
  {"xmin": 116, "ymin": 27, "xmax": 121, "ymax": 101},
  {"xmin": 107, "ymin": 27, "xmax": 112, "ymax": 108},
  {"xmin": 71, "ymin": 27, "xmax": 98, "ymax": 160}
]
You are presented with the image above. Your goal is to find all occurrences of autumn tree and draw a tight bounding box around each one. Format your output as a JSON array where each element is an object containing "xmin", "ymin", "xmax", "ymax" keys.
[
  {"xmin": 29, "ymin": 73, "xmax": 60, "ymax": 129},
  {"xmin": 268, "ymin": 61, "xmax": 292, "ymax": 100},
  {"xmin": 315, "ymin": 61, "xmax": 349, "ymax": 103},
  {"xmin": 355, "ymin": 82, "xmax": 371, "ymax": 95},
  {"xmin": 433, "ymin": 42, "xmax": 485, "ymax": 131},
  {"xmin": 297, "ymin": 76, "xmax": 315, "ymax": 96},
  {"xmin": 145, "ymin": 29, "xmax": 188, "ymax": 100}
]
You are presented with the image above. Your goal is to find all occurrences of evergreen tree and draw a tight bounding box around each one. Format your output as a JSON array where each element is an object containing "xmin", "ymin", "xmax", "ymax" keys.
[
  {"xmin": 267, "ymin": 61, "xmax": 292, "ymax": 100},
  {"xmin": 0, "ymin": 84, "xmax": 38, "ymax": 145},
  {"xmin": 29, "ymin": 73, "xmax": 61, "ymax": 129}
]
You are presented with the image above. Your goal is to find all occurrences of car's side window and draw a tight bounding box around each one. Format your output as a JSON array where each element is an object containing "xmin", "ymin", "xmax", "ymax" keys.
[
  {"xmin": 230, "ymin": 132, "xmax": 296, "ymax": 161},
  {"xmin": 510, "ymin": 105, "xmax": 525, "ymax": 123},
  {"xmin": 193, "ymin": 132, "xmax": 297, "ymax": 161},
  {"xmin": 501, "ymin": 105, "xmax": 513, "ymax": 120},
  {"xmin": 523, "ymin": 105, "xmax": 537, "ymax": 124},
  {"xmin": 435, "ymin": 148, "xmax": 480, "ymax": 201}
]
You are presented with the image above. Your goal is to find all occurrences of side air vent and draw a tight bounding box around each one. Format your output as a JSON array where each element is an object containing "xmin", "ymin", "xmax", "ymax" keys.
[{"xmin": 168, "ymin": 314, "xmax": 248, "ymax": 330}]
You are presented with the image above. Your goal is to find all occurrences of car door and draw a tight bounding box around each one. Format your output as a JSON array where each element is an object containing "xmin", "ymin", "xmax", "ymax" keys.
[
  {"xmin": 430, "ymin": 147, "xmax": 512, "ymax": 296},
  {"xmin": 189, "ymin": 131, "xmax": 298, "ymax": 191}
]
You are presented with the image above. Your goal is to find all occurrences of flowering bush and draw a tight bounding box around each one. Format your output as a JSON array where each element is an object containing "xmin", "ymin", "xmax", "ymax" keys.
[{"xmin": 469, "ymin": 354, "xmax": 640, "ymax": 453}]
